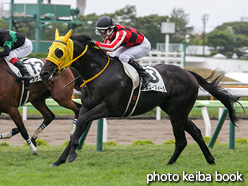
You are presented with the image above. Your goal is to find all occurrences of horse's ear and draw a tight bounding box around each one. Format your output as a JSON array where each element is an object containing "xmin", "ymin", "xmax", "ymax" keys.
[
  {"xmin": 63, "ymin": 29, "xmax": 72, "ymax": 42},
  {"xmin": 55, "ymin": 29, "xmax": 59, "ymax": 40}
]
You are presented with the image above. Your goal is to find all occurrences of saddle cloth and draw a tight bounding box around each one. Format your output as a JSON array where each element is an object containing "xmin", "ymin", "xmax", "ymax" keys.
[
  {"xmin": 121, "ymin": 62, "xmax": 167, "ymax": 93},
  {"xmin": 120, "ymin": 61, "xmax": 167, "ymax": 117},
  {"xmin": 5, "ymin": 58, "xmax": 44, "ymax": 106},
  {"xmin": 6, "ymin": 58, "xmax": 44, "ymax": 83}
]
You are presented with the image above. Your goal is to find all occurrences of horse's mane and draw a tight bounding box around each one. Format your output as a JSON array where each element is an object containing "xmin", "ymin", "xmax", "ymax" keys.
[
  {"xmin": 71, "ymin": 34, "xmax": 91, "ymax": 44},
  {"xmin": 70, "ymin": 34, "xmax": 106, "ymax": 56}
]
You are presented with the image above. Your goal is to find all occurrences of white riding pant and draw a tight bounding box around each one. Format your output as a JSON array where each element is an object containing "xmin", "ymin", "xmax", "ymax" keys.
[
  {"xmin": 110, "ymin": 37, "xmax": 151, "ymax": 63},
  {"xmin": 4, "ymin": 38, "xmax": 33, "ymax": 62}
]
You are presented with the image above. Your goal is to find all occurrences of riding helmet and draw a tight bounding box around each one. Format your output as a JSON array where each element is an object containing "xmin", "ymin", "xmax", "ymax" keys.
[
  {"xmin": 96, "ymin": 16, "xmax": 115, "ymax": 29},
  {"xmin": 95, "ymin": 16, "xmax": 115, "ymax": 36}
]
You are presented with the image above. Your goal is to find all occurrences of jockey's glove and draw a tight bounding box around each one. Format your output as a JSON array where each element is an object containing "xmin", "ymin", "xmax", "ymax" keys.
[{"xmin": 85, "ymin": 39, "xmax": 95, "ymax": 46}]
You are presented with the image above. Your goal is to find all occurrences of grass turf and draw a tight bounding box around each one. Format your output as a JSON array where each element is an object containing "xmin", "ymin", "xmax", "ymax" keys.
[{"xmin": 0, "ymin": 143, "xmax": 247, "ymax": 186}]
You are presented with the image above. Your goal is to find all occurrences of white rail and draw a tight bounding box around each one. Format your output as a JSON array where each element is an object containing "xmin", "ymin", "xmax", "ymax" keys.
[{"xmin": 136, "ymin": 51, "xmax": 184, "ymax": 68}]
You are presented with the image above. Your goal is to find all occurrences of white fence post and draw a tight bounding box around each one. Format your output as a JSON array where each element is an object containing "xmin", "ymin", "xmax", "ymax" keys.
[
  {"xmin": 22, "ymin": 106, "xmax": 27, "ymax": 121},
  {"xmin": 218, "ymin": 107, "xmax": 224, "ymax": 120},
  {"xmin": 156, "ymin": 107, "xmax": 161, "ymax": 120},
  {"xmin": 103, "ymin": 118, "xmax": 108, "ymax": 142},
  {"xmin": 201, "ymin": 107, "xmax": 211, "ymax": 137}
]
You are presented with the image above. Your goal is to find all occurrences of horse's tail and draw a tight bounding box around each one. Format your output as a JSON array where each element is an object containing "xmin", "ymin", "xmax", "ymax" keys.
[{"xmin": 188, "ymin": 70, "xmax": 238, "ymax": 125}]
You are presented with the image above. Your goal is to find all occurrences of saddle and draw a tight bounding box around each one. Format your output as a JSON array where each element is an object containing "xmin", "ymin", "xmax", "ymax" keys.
[
  {"xmin": 6, "ymin": 58, "xmax": 44, "ymax": 106},
  {"xmin": 120, "ymin": 61, "xmax": 167, "ymax": 117}
]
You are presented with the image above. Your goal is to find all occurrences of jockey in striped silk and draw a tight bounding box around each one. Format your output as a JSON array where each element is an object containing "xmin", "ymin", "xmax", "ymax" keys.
[{"xmin": 87, "ymin": 16, "xmax": 153, "ymax": 89}]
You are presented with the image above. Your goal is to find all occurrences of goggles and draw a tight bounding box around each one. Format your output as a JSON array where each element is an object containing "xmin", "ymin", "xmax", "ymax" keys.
[
  {"xmin": 95, "ymin": 26, "xmax": 114, "ymax": 36},
  {"xmin": 97, "ymin": 29, "xmax": 108, "ymax": 35}
]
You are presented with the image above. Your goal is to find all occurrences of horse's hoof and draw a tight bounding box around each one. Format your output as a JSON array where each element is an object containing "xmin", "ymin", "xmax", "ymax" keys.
[
  {"xmin": 50, "ymin": 160, "xmax": 66, "ymax": 167},
  {"xmin": 208, "ymin": 161, "xmax": 215, "ymax": 165},
  {"xmin": 167, "ymin": 160, "xmax": 175, "ymax": 165},
  {"xmin": 68, "ymin": 153, "xmax": 77, "ymax": 163},
  {"xmin": 207, "ymin": 158, "xmax": 215, "ymax": 165},
  {"xmin": 50, "ymin": 163, "xmax": 60, "ymax": 167},
  {"xmin": 32, "ymin": 152, "xmax": 38, "ymax": 155},
  {"xmin": 31, "ymin": 137, "xmax": 37, "ymax": 147},
  {"xmin": 11, "ymin": 128, "xmax": 19, "ymax": 136}
]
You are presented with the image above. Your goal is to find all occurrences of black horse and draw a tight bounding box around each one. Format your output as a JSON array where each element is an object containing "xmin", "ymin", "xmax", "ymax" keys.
[{"xmin": 40, "ymin": 30, "xmax": 238, "ymax": 167}]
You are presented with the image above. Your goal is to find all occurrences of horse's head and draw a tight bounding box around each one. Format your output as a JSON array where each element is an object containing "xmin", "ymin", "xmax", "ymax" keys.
[{"xmin": 40, "ymin": 29, "xmax": 88, "ymax": 82}]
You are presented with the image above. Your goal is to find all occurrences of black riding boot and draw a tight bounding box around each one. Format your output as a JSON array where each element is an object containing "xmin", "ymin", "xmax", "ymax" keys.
[
  {"xmin": 128, "ymin": 59, "xmax": 153, "ymax": 89},
  {"xmin": 13, "ymin": 60, "xmax": 32, "ymax": 81}
]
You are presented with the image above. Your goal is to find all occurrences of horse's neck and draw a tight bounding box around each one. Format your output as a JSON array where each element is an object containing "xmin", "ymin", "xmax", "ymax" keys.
[{"xmin": 73, "ymin": 47, "xmax": 109, "ymax": 80}]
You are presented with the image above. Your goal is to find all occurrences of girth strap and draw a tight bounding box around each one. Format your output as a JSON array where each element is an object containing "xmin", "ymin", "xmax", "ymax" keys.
[{"xmin": 122, "ymin": 79, "xmax": 142, "ymax": 117}]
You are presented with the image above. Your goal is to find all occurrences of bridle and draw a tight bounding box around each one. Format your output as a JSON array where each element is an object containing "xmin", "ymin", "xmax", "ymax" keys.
[
  {"xmin": 46, "ymin": 31, "xmax": 110, "ymax": 87},
  {"xmin": 47, "ymin": 40, "xmax": 88, "ymax": 73}
]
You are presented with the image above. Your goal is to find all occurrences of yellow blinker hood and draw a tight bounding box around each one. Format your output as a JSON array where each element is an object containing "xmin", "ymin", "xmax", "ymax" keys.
[{"xmin": 46, "ymin": 29, "xmax": 74, "ymax": 71}]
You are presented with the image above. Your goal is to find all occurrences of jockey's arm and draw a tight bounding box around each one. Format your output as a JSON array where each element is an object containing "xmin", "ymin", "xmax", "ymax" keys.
[{"xmin": 94, "ymin": 30, "xmax": 127, "ymax": 52}]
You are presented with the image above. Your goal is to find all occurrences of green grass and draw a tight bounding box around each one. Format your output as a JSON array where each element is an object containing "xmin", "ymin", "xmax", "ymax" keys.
[{"xmin": 0, "ymin": 144, "xmax": 247, "ymax": 186}]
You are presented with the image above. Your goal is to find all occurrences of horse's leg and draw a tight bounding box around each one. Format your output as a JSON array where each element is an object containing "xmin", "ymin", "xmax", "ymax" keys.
[
  {"xmin": 68, "ymin": 102, "xmax": 108, "ymax": 162},
  {"xmin": 184, "ymin": 120, "xmax": 215, "ymax": 164},
  {"xmin": 51, "ymin": 120, "xmax": 90, "ymax": 167},
  {"xmin": 0, "ymin": 128, "xmax": 19, "ymax": 139},
  {"xmin": 8, "ymin": 108, "xmax": 37, "ymax": 154},
  {"xmin": 30, "ymin": 97, "xmax": 55, "ymax": 146},
  {"xmin": 51, "ymin": 102, "xmax": 108, "ymax": 167},
  {"xmin": 51, "ymin": 138, "xmax": 73, "ymax": 167},
  {"xmin": 0, "ymin": 112, "xmax": 20, "ymax": 139},
  {"xmin": 54, "ymin": 99, "xmax": 81, "ymax": 137},
  {"xmin": 160, "ymin": 99, "xmax": 192, "ymax": 165},
  {"xmin": 51, "ymin": 84, "xmax": 81, "ymax": 137},
  {"xmin": 167, "ymin": 117, "xmax": 188, "ymax": 165}
]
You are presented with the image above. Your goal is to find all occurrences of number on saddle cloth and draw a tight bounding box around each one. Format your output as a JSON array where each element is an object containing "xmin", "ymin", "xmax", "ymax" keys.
[
  {"xmin": 20, "ymin": 58, "xmax": 44, "ymax": 83},
  {"xmin": 6, "ymin": 58, "xmax": 44, "ymax": 83},
  {"xmin": 121, "ymin": 61, "xmax": 167, "ymax": 93}
]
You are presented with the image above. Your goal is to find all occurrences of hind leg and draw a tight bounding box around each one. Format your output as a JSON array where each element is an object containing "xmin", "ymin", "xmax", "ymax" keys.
[
  {"xmin": 184, "ymin": 119, "xmax": 215, "ymax": 164},
  {"xmin": 30, "ymin": 97, "xmax": 55, "ymax": 146},
  {"xmin": 0, "ymin": 128, "xmax": 19, "ymax": 139},
  {"xmin": 166, "ymin": 117, "xmax": 188, "ymax": 165},
  {"xmin": 160, "ymin": 93, "xmax": 196, "ymax": 164},
  {"xmin": 8, "ymin": 107, "xmax": 37, "ymax": 154},
  {"xmin": 0, "ymin": 112, "xmax": 19, "ymax": 139}
]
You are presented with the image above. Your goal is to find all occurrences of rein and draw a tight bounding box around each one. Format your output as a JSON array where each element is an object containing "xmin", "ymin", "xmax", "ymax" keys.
[
  {"xmin": 47, "ymin": 36, "xmax": 110, "ymax": 88},
  {"xmin": 80, "ymin": 55, "xmax": 110, "ymax": 88},
  {"xmin": 47, "ymin": 42, "xmax": 88, "ymax": 71},
  {"xmin": 63, "ymin": 44, "xmax": 88, "ymax": 69}
]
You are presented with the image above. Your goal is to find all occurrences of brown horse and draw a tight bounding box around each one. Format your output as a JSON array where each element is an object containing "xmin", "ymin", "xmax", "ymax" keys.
[{"xmin": 0, "ymin": 57, "xmax": 81, "ymax": 154}]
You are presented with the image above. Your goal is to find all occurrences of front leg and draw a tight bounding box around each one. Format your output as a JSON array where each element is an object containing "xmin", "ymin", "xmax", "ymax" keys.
[
  {"xmin": 51, "ymin": 102, "xmax": 108, "ymax": 166},
  {"xmin": 68, "ymin": 102, "xmax": 109, "ymax": 163}
]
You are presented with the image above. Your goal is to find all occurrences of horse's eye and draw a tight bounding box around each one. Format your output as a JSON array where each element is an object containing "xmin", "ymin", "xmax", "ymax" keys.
[{"xmin": 55, "ymin": 48, "xmax": 64, "ymax": 58}]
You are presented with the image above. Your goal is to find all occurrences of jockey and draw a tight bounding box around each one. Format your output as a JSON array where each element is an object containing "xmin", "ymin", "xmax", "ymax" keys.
[
  {"xmin": 88, "ymin": 16, "xmax": 153, "ymax": 88},
  {"xmin": 0, "ymin": 30, "xmax": 32, "ymax": 81}
]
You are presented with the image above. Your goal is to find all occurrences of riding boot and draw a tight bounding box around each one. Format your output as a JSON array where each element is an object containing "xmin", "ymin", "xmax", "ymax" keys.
[
  {"xmin": 13, "ymin": 60, "xmax": 32, "ymax": 81},
  {"xmin": 128, "ymin": 59, "xmax": 153, "ymax": 89}
]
